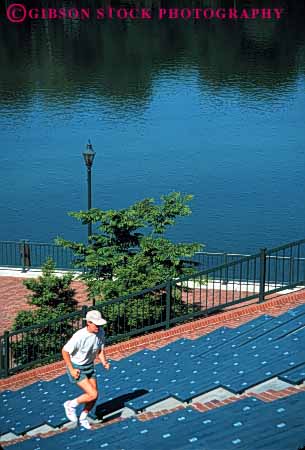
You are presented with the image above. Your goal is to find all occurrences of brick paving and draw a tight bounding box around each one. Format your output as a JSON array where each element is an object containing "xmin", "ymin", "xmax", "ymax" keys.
[
  {"xmin": 0, "ymin": 277, "xmax": 89, "ymax": 334},
  {"xmin": 0, "ymin": 274, "xmax": 289, "ymax": 335}
]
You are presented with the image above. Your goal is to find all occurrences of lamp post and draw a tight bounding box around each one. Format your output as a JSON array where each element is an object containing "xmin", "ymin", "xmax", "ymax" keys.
[{"xmin": 83, "ymin": 140, "xmax": 96, "ymax": 241}]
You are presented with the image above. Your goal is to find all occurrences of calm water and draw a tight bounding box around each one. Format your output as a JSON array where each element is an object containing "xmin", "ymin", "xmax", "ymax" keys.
[{"xmin": 0, "ymin": 0, "xmax": 305, "ymax": 253}]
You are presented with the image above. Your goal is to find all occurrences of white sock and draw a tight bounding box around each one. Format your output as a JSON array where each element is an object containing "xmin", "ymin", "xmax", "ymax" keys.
[
  {"xmin": 70, "ymin": 399, "xmax": 78, "ymax": 407},
  {"xmin": 80, "ymin": 411, "xmax": 88, "ymax": 421}
]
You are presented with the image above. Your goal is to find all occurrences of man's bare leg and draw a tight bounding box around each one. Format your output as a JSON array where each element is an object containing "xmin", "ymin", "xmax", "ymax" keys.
[
  {"xmin": 75, "ymin": 377, "xmax": 98, "ymax": 407},
  {"xmin": 76, "ymin": 377, "xmax": 98, "ymax": 429},
  {"xmin": 80, "ymin": 377, "xmax": 98, "ymax": 413},
  {"xmin": 64, "ymin": 377, "xmax": 98, "ymax": 427}
]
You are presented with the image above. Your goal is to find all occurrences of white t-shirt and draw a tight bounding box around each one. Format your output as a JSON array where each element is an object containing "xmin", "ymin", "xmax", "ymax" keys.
[{"xmin": 63, "ymin": 326, "xmax": 105, "ymax": 365}]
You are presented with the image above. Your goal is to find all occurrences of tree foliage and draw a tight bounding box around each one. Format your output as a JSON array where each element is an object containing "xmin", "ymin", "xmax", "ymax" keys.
[
  {"xmin": 12, "ymin": 259, "xmax": 77, "ymax": 365},
  {"xmin": 56, "ymin": 192, "xmax": 203, "ymax": 302}
]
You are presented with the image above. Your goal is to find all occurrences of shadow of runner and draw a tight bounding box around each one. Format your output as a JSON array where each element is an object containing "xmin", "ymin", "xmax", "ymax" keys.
[{"xmin": 95, "ymin": 389, "xmax": 148, "ymax": 421}]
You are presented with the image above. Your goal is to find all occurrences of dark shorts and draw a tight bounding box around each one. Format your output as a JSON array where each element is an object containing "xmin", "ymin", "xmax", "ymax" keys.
[{"xmin": 67, "ymin": 362, "xmax": 96, "ymax": 384}]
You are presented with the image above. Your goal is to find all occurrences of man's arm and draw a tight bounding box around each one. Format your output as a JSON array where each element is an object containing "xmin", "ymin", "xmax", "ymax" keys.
[
  {"xmin": 97, "ymin": 348, "xmax": 110, "ymax": 370},
  {"xmin": 62, "ymin": 348, "xmax": 80, "ymax": 379}
]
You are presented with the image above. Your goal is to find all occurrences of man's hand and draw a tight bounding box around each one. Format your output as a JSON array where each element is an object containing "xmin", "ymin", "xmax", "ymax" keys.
[
  {"xmin": 98, "ymin": 349, "xmax": 110, "ymax": 370},
  {"xmin": 71, "ymin": 368, "xmax": 80, "ymax": 379},
  {"xmin": 62, "ymin": 349, "xmax": 80, "ymax": 380},
  {"xmin": 103, "ymin": 361, "xmax": 110, "ymax": 370}
]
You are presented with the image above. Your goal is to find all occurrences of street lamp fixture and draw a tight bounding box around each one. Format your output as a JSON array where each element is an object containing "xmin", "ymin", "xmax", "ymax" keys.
[
  {"xmin": 83, "ymin": 140, "xmax": 96, "ymax": 169},
  {"xmin": 83, "ymin": 140, "xmax": 96, "ymax": 240}
]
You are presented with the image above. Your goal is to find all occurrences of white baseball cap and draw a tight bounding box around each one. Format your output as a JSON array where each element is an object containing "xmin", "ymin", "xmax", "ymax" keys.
[{"xmin": 86, "ymin": 310, "xmax": 107, "ymax": 326}]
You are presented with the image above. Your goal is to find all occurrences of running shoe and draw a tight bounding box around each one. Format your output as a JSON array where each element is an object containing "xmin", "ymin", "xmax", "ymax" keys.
[
  {"xmin": 79, "ymin": 417, "xmax": 92, "ymax": 430},
  {"xmin": 64, "ymin": 400, "xmax": 78, "ymax": 422}
]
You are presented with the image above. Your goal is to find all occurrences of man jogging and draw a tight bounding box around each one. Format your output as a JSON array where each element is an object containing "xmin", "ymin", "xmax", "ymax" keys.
[{"xmin": 62, "ymin": 310, "xmax": 110, "ymax": 429}]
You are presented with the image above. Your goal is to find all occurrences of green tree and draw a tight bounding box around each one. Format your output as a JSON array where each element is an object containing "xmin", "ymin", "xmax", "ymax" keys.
[
  {"xmin": 12, "ymin": 259, "xmax": 78, "ymax": 365},
  {"xmin": 57, "ymin": 192, "xmax": 202, "ymax": 297},
  {"xmin": 56, "ymin": 192, "xmax": 203, "ymax": 333}
]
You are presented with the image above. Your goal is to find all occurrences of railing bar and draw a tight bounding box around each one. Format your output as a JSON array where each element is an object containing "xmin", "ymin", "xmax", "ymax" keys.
[
  {"xmin": 268, "ymin": 253, "xmax": 271, "ymax": 290},
  {"xmin": 123, "ymin": 301, "xmax": 126, "ymax": 335},
  {"xmin": 225, "ymin": 268, "xmax": 228, "ymax": 304},
  {"xmin": 234, "ymin": 263, "xmax": 237, "ymax": 302},
  {"xmin": 274, "ymin": 252, "xmax": 278, "ymax": 288},
  {"xmin": 246, "ymin": 259, "xmax": 249, "ymax": 297},
  {"xmin": 289, "ymin": 245, "xmax": 293, "ymax": 286},
  {"xmin": 212, "ymin": 272, "xmax": 215, "ymax": 309},
  {"xmin": 186, "ymin": 278, "xmax": 189, "ymax": 309},
  {"xmin": 267, "ymin": 237, "xmax": 305, "ymax": 254},
  {"xmin": 191, "ymin": 278, "xmax": 195, "ymax": 312},
  {"xmin": 154, "ymin": 290, "xmax": 157, "ymax": 326},
  {"xmin": 199, "ymin": 274, "xmax": 202, "ymax": 309},
  {"xmin": 205, "ymin": 278, "xmax": 208, "ymax": 315},
  {"xmin": 282, "ymin": 249, "xmax": 285, "ymax": 285},
  {"xmin": 239, "ymin": 262, "xmax": 242, "ymax": 299},
  {"xmin": 117, "ymin": 302, "xmax": 120, "ymax": 335},
  {"xmin": 218, "ymin": 269, "xmax": 221, "ymax": 306},
  {"xmin": 297, "ymin": 243, "xmax": 300, "ymax": 282}
]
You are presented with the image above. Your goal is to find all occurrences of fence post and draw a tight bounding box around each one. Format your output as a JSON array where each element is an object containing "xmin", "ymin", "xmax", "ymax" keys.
[
  {"xmin": 165, "ymin": 281, "xmax": 172, "ymax": 329},
  {"xmin": 289, "ymin": 256, "xmax": 294, "ymax": 287},
  {"xmin": 222, "ymin": 253, "xmax": 228, "ymax": 285},
  {"xmin": 259, "ymin": 248, "xmax": 267, "ymax": 303},
  {"xmin": 2, "ymin": 331, "xmax": 10, "ymax": 378},
  {"xmin": 81, "ymin": 305, "xmax": 89, "ymax": 327},
  {"xmin": 20, "ymin": 240, "xmax": 31, "ymax": 272}
]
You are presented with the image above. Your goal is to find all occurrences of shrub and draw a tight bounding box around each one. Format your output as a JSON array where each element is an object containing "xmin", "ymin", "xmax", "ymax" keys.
[{"xmin": 11, "ymin": 259, "xmax": 78, "ymax": 366}]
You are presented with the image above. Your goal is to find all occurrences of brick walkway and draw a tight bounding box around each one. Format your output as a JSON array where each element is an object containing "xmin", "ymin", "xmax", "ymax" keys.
[
  {"xmin": 0, "ymin": 277, "xmax": 89, "ymax": 334},
  {"xmin": 0, "ymin": 275, "xmax": 274, "ymax": 335}
]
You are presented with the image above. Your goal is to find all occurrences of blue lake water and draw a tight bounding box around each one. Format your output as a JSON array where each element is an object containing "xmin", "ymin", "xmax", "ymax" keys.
[{"xmin": 0, "ymin": 0, "xmax": 305, "ymax": 253}]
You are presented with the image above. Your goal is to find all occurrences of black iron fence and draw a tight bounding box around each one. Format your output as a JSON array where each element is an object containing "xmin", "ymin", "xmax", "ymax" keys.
[
  {"xmin": 0, "ymin": 240, "xmax": 76, "ymax": 271},
  {"xmin": 1, "ymin": 238, "xmax": 305, "ymax": 378},
  {"xmin": 0, "ymin": 239, "xmax": 249, "ymax": 272},
  {"xmin": 190, "ymin": 251, "xmax": 249, "ymax": 270}
]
